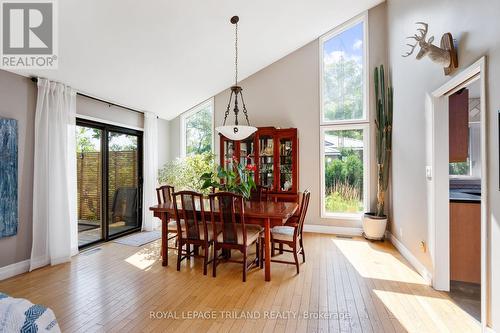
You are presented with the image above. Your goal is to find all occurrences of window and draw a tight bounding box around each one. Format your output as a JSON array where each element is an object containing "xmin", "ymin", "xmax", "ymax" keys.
[
  {"xmin": 449, "ymin": 123, "xmax": 481, "ymax": 178},
  {"xmin": 320, "ymin": 14, "xmax": 369, "ymax": 218},
  {"xmin": 180, "ymin": 98, "xmax": 214, "ymax": 157}
]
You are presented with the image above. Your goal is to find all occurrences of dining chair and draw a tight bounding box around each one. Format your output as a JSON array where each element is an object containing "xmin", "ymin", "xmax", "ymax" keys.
[
  {"xmin": 173, "ymin": 191, "xmax": 214, "ymax": 275},
  {"xmin": 249, "ymin": 185, "xmax": 270, "ymax": 202},
  {"xmin": 209, "ymin": 192, "xmax": 263, "ymax": 282},
  {"xmin": 156, "ymin": 185, "xmax": 178, "ymax": 250},
  {"xmin": 261, "ymin": 190, "xmax": 310, "ymax": 274}
]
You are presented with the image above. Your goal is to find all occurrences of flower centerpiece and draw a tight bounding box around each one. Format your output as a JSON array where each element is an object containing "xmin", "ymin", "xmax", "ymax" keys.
[{"xmin": 200, "ymin": 157, "xmax": 257, "ymax": 199}]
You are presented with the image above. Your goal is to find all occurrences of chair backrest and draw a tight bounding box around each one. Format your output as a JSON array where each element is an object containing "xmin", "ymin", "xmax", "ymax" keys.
[
  {"xmin": 209, "ymin": 192, "xmax": 246, "ymax": 245},
  {"xmin": 173, "ymin": 191, "xmax": 208, "ymax": 241},
  {"xmin": 295, "ymin": 190, "xmax": 311, "ymax": 238},
  {"xmin": 249, "ymin": 185, "xmax": 270, "ymax": 202},
  {"xmin": 156, "ymin": 185, "xmax": 174, "ymax": 205},
  {"xmin": 111, "ymin": 187, "xmax": 138, "ymax": 223}
]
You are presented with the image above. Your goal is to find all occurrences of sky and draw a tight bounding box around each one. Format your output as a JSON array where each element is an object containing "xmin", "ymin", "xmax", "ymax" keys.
[{"xmin": 323, "ymin": 21, "xmax": 363, "ymax": 65}]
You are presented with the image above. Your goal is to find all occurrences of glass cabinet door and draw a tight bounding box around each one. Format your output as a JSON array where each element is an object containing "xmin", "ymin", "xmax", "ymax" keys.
[
  {"xmin": 258, "ymin": 135, "xmax": 275, "ymax": 189},
  {"xmin": 279, "ymin": 137, "xmax": 294, "ymax": 192},
  {"xmin": 240, "ymin": 136, "xmax": 256, "ymax": 182},
  {"xmin": 223, "ymin": 139, "xmax": 236, "ymax": 170}
]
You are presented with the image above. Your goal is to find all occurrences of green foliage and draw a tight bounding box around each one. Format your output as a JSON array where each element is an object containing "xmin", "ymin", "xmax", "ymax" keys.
[
  {"xmin": 325, "ymin": 149, "xmax": 363, "ymax": 191},
  {"xmin": 449, "ymin": 162, "xmax": 470, "ymax": 176},
  {"xmin": 200, "ymin": 158, "xmax": 256, "ymax": 199},
  {"xmin": 76, "ymin": 127, "xmax": 100, "ymax": 152},
  {"xmin": 324, "ymin": 148, "xmax": 364, "ymax": 214},
  {"xmin": 185, "ymin": 107, "xmax": 213, "ymax": 155},
  {"xmin": 158, "ymin": 152, "xmax": 216, "ymax": 195},
  {"xmin": 323, "ymin": 56, "xmax": 363, "ymax": 121}
]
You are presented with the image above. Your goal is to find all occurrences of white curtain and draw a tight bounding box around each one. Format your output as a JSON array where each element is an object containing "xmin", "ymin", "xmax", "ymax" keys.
[
  {"xmin": 30, "ymin": 78, "xmax": 78, "ymax": 271},
  {"xmin": 142, "ymin": 111, "xmax": 159, "ymax": 231}
]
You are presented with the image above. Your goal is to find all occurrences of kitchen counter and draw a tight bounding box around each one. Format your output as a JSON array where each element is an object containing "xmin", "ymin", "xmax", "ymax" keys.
[{"xmin": 450, "ymin": 189, "xmax": 481, "ymax": 203}]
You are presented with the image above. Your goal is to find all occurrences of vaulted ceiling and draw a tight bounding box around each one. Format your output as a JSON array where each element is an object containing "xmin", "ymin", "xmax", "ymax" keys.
[{"xmin": 17, "ymin": 0, "xmax": 383, "ymax": 119}]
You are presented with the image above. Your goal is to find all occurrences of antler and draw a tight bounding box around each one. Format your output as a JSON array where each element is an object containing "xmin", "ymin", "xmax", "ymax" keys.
[
  {"xmin": 402, "ymin": 22, "xmax": 429, "ymax": 57},
  {"xmin": 402, "ymin": 43, "xmax": 418, "ymax": 57},
  {"xmin": 414, "ymin": 22, "xmax": 428, "ymax": 41}
]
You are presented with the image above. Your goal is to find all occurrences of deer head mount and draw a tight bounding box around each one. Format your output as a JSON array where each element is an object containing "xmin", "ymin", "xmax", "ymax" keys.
[{"xmin": 402, "ymin": 22, "xmax": 458, "ymax": 75}]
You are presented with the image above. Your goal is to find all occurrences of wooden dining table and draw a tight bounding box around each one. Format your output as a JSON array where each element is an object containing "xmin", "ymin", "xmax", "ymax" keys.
[{"xmin": 149, "ymin": 199, "xmax": 298, "ymax": 282}]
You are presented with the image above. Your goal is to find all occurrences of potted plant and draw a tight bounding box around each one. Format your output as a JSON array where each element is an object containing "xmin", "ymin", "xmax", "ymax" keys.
[
  {"xmin": 363, "ymin": 65, "xmax": 393, "ymax": 240},
  {"xmin": 200, "ymin": 157, "xmax": 257, "ymax": 199}
]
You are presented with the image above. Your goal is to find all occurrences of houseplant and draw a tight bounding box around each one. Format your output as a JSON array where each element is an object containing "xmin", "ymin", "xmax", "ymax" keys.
[
  {"xmin": 200, "ymin": 157, "xmax": 257, "ymax": 199},
  {"xmin": 363, "ymin": 65, "xmax": 393, "ymax": 240}
]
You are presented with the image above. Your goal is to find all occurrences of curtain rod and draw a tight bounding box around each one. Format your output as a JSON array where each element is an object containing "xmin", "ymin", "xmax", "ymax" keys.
[{"xmin": 30, "ymin": 77, "xmax": 147, "ymax": 116}]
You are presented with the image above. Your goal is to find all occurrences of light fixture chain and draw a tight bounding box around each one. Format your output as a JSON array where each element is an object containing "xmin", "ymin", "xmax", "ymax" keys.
[
  {"xmin": 235, "ymin": 22, "xmax": 238, "ymax": 85},
  {"xmin": 239, "ymin": 92, "xmax": 251, "ymax": 125}
]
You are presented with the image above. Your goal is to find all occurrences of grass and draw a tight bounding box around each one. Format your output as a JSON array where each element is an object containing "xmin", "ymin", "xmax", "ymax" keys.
[{"xmin": 325, "ymin": 182, "xmax": 363, "ymax": 213}]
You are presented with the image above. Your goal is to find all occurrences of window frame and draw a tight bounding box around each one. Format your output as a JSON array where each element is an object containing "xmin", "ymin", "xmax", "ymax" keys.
[
  {"xmin": 180, "ymin": 97, "xmax": 215, "ymax": 157},
  {"xmin": 319, "ymin": 12, "xmax": 369, "ymax": 125},
  {"xmin": 320, "ymin": 123, "xmax": 370, "ymax": 219},
  {"xmin": 319, "ymin": 12, "xmax": 370, "ymax": 220}
]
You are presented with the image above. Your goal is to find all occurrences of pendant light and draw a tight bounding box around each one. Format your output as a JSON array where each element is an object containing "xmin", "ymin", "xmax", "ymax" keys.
[{"xmin": 215, "ymin": 16, "xmax": 257, "ymax": 141}]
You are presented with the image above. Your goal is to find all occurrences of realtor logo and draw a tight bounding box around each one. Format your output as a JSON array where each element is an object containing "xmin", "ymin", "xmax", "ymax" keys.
[{"xmin": 1, "ymin": 0, "xmax": 57, "ymax": 69}]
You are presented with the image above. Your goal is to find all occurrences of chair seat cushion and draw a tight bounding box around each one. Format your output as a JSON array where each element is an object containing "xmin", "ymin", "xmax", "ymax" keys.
[
  {"xmin": 271, "ymin": 226, "xmax": 295, "ymax": 242},
  {"xmin": 216, "ymin": 225, "xmax": 263, "ymax": 245}
]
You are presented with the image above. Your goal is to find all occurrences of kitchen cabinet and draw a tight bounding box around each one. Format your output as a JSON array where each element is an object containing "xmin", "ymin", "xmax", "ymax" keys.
[{"xmin": 450, "ymin": 201, "xmax": 481, "ymax": 284}]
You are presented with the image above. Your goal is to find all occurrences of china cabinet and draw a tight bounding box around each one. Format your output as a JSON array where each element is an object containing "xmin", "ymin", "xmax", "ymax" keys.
[{"xmin": 219, "ymin": 127, "xmax": 298, "ymax": 201}]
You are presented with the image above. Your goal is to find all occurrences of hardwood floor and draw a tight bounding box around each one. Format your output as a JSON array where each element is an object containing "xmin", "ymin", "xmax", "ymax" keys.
[{"xmin": 0, "ymin": 233, "xmax": 479, "ymax": 332}]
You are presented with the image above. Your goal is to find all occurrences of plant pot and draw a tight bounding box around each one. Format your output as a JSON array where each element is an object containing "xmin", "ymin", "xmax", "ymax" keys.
[{"xmin": 362, "ymin": 213, "xmax": 387, "ymax": 241}]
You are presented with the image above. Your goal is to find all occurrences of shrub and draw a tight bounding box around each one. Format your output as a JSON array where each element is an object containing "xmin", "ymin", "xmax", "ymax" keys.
[{"xmin": 158, "ymin": 152, "xmax": 216, "ymax": 195}]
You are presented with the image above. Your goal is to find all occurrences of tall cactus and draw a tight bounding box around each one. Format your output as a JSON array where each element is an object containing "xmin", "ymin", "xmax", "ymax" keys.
[{"xmin": 374, "ymin": 65, "xmax": 393, "ymax": 217}]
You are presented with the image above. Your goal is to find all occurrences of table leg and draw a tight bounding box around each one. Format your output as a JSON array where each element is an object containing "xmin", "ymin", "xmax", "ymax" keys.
[
  {"xmin": 264, "ymin": 218, "xmax": 271, "ymax": 282},
  {"xmin": 161, "ymin": 212, "xmax": 168, "ymax": 266}
]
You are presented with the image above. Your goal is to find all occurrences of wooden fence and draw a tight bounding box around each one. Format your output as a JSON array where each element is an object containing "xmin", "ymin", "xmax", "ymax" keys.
[{"xmin": 77, "ymin": 151, "xmax": 138, "ymax": 221}]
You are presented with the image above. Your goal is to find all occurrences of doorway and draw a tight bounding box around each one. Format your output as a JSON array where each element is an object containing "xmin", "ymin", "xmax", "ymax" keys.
[
  {"xmin": 76, "ymin": 119, "xmax": 143, "ymax": 248},
  {"xmin": 427, "ymin": 57, "xmax": 488, "ymax": 328}
]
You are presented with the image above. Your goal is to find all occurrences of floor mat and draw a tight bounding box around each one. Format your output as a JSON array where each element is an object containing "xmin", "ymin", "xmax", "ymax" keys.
[{"xmin": 113, "ymin": 231, "xmax": 161, "ymax": 247}]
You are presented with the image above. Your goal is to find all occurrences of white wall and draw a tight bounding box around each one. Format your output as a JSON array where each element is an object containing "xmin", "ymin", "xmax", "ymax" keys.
[
  {"xmin": 77, "ymin": 95, "xmax": 144, "ymax": 129},
  {"xmin": 386, "ymin": 0, "xmax": 500, "ymax": 328},
  {"xmin": 168, "ymin": 4, "xmax": 387, "ymax": 229}
]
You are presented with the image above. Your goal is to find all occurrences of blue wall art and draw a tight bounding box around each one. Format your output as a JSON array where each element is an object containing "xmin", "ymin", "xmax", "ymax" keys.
[{"xmin": 0, "ymin": 118, "xmax": 18, "ymax": 238}]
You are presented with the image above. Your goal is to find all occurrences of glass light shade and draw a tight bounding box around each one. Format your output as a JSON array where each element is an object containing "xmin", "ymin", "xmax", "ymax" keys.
[{"xmin": 216, "ymin": 125, "xmax": 257, "ymax": 141}]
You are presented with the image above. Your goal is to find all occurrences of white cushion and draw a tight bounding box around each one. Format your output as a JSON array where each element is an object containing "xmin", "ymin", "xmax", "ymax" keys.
[{"xmin": 271, "ymin": 226, "xmax": 295, "ymax": 242}]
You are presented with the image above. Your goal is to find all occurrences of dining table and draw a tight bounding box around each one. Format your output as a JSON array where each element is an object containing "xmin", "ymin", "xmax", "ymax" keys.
[{"xmin": 149, "ymin": 199, "xmax": 298, "ymax": 282}]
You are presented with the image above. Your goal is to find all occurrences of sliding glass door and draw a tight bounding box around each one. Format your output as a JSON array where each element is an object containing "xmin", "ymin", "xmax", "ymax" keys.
[{"xmin": 77, "ymin": 119, "xmax": 143, "ymax": 248}]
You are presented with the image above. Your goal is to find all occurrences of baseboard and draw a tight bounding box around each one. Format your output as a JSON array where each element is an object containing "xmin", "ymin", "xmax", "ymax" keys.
[
  {"xmin": 387, "ymin": 232, "xmax": 432, "ymax": 285},
  {"xmin": 0, "ymin": 259, "xmax": 30, "ymax": 281},
  {"xmin": 303, "ymin": 224, "xmax": 363, "ymax": 236}
]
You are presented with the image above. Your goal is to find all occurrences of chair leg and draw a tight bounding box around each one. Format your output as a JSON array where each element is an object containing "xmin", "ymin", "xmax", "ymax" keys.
[
  {"xmin": 279, "ymin": 243, "xmax": 283, "ymax": 254},
  {"xmin": 212, "ymin": 248, "xmax": 217, "ymax": 278},
  {"xmin": 300, "ymin": 237, "xmax": 305, "ymax": 263},
  {"xmin": 293, "ymin": 244, "xmax": 299, "ymax": 274},
  {"xmin": 242, "ymin": 249, "xmax": 248, "ymax": 282},
  {"xmin": 271, "ymin": 240, "xmax": 276, "ymax": 257},
  {"xmin": 259, "ymin": 239, "xmax": 264, "ymax": 269},
  {"xmin": 177, "ymin": 241, "xmax": 182, "ymax": 271},
  {"xmin": 255, "ymin": 239, "xmax": 260, "ymax": 266},
  {"xmin": 203, "ymin": 244, "xmax": 209, "ymax": 276}
]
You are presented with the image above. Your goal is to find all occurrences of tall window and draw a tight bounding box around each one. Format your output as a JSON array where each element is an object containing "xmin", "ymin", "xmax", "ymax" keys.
[
  {"xmin": 320, "ymin": 14, "xmax": 369, "ymax": 218},
  {"xmin": 181, "ymin": 98, "xmax": 214, "ymax": 157}
]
